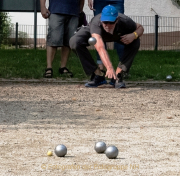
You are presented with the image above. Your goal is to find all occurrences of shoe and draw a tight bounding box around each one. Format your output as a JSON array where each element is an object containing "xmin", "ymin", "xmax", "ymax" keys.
[
  {"xmin": 59, "ymin": 67, "xmax": 73, "ymax": 78},
  {"xmin": 90, "ymin": 70, "xmax": 106, "ymax": 81},
  {"xmin": 115, "ymin": 72, "xmax": 126, "ymax": 88},
  {"xmin": 90, "ymin": 72, "xmax": 95, "ymax": 81},
  {"xmin": 85, "ymin": 75, "xmax": 107, "ymax": 87},
  {"xmin": 109, "ymin": 72, "xmax": 124, "ymax": 86},
  {"xmin": 115, "ymin": 81, "xmax": 126, "ymax": 88},
  {"xmin": 109, "ymin": 78, "xmax": 116, "ymax": 86},
  {"xmin": 43, "ymin": 68, "xmax": 53, "ymax": 78}
]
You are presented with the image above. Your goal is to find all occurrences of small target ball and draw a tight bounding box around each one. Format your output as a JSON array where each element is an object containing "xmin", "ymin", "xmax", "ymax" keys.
[
  {"xmin": 166, "ymin": 75, "xmax": 172, "ymax": 81},
  {"xmin": 54, "ymin": 144, "xmax": 67, "ymax": 157},
  {"xmin": 47, "ymin": 150, "xmax": 53, "ymax": 156},
  {"xmin": 94, "ymin": 141, "xmax": 106, "ymax": 153},
  {"xmin": 105, "ymin": 145, "xmax": 118, "ymax": 159},
  {"xmin": 88, "ymin": 37, "xmax": 97, "ymax": 45}
]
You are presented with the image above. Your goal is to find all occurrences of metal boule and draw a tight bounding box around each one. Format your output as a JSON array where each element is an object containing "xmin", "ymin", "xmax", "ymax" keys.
[
  {"xmin": 94, "ymin": 141, "xmax": 106, "ymax": 153},
  {"xmin": 166, "ymin": 75, "xmax": 172, "ymax": 81},
  {"xmin": 105, "ymin": 145, "xmax": 118, "ymax": 159},
  {"xmin": 54, "ymin": 144, "xmax": 67, "ymax": 157},
  {"xmin": 88, "ymin": 37, "xmax": 97, "ymax": 45}
]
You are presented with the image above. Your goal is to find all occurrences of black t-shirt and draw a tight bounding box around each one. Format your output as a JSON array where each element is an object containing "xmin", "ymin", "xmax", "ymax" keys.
[{"xmin": 89, "ymin": 13, "xmax": 137, "ymax": 42}]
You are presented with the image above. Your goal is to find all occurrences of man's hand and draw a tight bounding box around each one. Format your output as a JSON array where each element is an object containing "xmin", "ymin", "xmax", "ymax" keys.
[
  {"xmin": 120, "ymin": 33, "xmax": 135, "ymax": 45},
  {"xmin": 88, "ymin": 0, "xmax": 94, "ymax": 10},
  {"xmin": 105, "ymin": 67, "xmax": 117, "ymax": 80},
  {"xmin": 41, "ymin": 6, "xmax": 50, "ymax": 19}
]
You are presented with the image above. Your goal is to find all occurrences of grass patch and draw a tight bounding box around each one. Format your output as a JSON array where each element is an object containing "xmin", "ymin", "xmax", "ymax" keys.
[{"xmin": 0, "ymin": 49, "xmax": 180, "ymax": 81}]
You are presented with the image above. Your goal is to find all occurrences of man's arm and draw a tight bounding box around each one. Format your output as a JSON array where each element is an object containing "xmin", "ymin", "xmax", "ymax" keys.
[
  {"xmin": 134, "ymin": 23, "xmax": 144, "ymax": 38},
  {"xmin": 92, "ymin": 33, "xmax": 117, "ymax": 79},
  {"xmin": 120, "ymin": 23, "xmax": 144, "ymax": 45},
  {"xmin": 40, "ymin": 0, "xmax": 50, "ymax": 19}
]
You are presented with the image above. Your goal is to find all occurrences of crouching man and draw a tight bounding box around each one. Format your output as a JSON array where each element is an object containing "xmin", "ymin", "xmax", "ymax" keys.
[{"xmin": 70, "ymin": 5, "xmax": 144, "ymax": 88}]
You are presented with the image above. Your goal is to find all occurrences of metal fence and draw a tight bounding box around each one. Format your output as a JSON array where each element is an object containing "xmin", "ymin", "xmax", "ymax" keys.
[{"xmin": 1, "ymin": 15, "xmax": 180, "ymax": 50}]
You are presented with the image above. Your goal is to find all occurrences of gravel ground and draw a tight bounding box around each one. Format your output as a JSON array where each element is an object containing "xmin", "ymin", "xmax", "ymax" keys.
[{"xmin": 0, "ymin": 82, "xmax": 180, "ymax": 176}]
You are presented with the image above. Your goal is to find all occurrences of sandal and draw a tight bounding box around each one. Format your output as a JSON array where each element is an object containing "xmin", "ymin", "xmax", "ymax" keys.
[
  {"xmin": 43, "ymin": 68, "xmax": 53, "ymax": 78},
  {"xmin": 59, "ymin": 67, "xmax": 73, "ymax": 78}
]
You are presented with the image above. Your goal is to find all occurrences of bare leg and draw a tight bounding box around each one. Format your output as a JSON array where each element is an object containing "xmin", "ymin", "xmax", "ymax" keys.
[
  {"xmin": 60, "ymin": 46, "xmax": 71, "ymax": 70},
  {"xmin": 44, "ymin": 46, "xmax": 57, "ymax": 77},
  {"xmin": 46, "ymin": 46, "xmax": 57, "ymax": 68}
]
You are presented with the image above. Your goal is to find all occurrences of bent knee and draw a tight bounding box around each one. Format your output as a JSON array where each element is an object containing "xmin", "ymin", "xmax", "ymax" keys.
[{"xmin": 69, "ymin": 35, "xmax": 79, "ymax": 50}]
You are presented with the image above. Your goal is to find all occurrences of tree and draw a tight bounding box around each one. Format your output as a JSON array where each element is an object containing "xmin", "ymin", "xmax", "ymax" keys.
[{"xmin": 0, "ymin": 12, "xmax": 12, "ymax": 45}]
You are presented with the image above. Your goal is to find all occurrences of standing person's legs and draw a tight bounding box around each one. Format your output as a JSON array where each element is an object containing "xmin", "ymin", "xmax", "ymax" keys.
[
  {"xmin": 44, "ymin": 14, "xmax": 78, "ymax": 78},
  {"xmin": 44, "ymin": 14, "xmax": 63, "ymax": 78},
  {"xmin": 46, "ymin": 46, "xmax": 57, "ymax": 68},
  {"xmin": 110, "ymin": 0, "xmax": 125, "ymax": 62},
  {"xmin": 93, "ymin": 1, "xmax": 108, "ymax": 70},
  {"xmin": 60, "ymin": 46, "xmax": 71, "ymax": 68},
  {"xmin": 59, "ymin": 15, "xmax": 78, "ymax": 77},
  {"xmin": 45, "ymin": 14, "xmax": 65, "ymax": 78},
  {"xmin": 44, "ymin": 46, "xmax": 57, "ymax": 78}
]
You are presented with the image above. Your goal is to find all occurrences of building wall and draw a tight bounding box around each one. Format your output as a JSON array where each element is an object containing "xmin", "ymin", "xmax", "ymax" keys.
[{"xmin": 83, "ymin": 0, "xmax": 180, "ymax": 17}]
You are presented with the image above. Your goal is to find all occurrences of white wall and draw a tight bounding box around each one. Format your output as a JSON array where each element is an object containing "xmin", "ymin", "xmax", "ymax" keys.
[{"xmin": 83, "ymin": 0, "xmax": 180, "ymax": 17}]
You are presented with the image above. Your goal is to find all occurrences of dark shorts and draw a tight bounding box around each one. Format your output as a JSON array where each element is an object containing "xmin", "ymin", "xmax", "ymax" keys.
[{"xmin": 47, "ymin": 14, "xmax": 78, "ymax": 47}]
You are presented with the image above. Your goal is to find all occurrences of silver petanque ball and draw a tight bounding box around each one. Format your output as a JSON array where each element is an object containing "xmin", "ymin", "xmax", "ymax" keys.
[
  {"xmin": 166, "ymin": 75, "xmax": 172, "ymax": 81},
  {"xmin": 94, "ymin": 141, "xmax": 106, "ymax": 153},
  {"xmin": 88, "ymin": 37, "xmax": 97, "ymax": 45},
  {"xmin": 54, "ymin": 144, "xmax": 67, "ymax": 157},
  {"xmin": 105, "ymin": 145, "xmax": 118, "ymax": 159}
]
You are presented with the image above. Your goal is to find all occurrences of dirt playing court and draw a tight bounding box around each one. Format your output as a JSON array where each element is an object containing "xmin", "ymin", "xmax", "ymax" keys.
[{"xmin": 0, "ymin": 81, "xmax": 180, "ymax": 176}]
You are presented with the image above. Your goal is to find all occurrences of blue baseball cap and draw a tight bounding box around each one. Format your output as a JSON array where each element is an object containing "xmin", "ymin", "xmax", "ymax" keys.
[{"xmin": 101, "ymin": 5, "xmax": 118, "ymax": 22}]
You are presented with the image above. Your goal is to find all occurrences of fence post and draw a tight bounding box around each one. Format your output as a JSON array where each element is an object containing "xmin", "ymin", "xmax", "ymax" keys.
[
  {"xmin": 34, "ymin": 0, "xmax": 37, "ymax": 50},
  {"xmin": 15, "ymin": 22, "xmax": 18, "ymax": 49},
  {"xmin": 154, "ymin": 15, "xmax": 159, "ymax": 51}
]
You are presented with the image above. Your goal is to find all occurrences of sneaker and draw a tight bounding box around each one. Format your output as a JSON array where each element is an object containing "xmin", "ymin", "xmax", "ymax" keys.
[
  {"xmin": 90, "ymin": 72, "xmax": 95, "ymax": 81},
  {"xmin": 115, "ymin": 72, "xmax": 126, "ymax": 88},
  {"xmin": 85, "ymin": 75, "xmax": 107, "ymax": 87},
  {"xmin": 90, "ymin": 70, "xmax": 106, "ymax": 81},
  {"xmin": 109, "ymin": 78, "xmax": 116, "ymax": 86},
  {"xmin": 109, "ymin": 72, "xmax": 124, "ymax": 86},
  {"xmin": 115, "ymin": 81, "xmax": 126, "ymax": 88}
]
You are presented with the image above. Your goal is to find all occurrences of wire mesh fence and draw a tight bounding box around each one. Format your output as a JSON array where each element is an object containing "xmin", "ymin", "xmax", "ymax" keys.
[
  {"xmin": 158, "ymin": 16, "xmax": 180, "ymax": 50},
  {"xmin": 1, "ymin": 15, "xmax": 180, "ymax": 50},
  {"xmin": 2, "ymin": 24, "xmax": 47, "ymax": 49}
]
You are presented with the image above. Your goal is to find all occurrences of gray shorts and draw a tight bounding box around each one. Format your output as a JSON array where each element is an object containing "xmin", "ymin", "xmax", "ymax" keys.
[{"xmin": 47, "ymin": 14, "xmax": 78, "ymax": 47}]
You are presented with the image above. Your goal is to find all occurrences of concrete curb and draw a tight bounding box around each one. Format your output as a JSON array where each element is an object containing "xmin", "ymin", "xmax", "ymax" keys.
[{"xmin": 0, "ymin": 78, "xmax": 180, "ymax": 85}]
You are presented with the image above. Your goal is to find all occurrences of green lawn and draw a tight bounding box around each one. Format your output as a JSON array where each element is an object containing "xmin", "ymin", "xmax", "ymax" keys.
[{"xmin": 0, "ymin": 49, "xmax": 180, "ymax": 81}]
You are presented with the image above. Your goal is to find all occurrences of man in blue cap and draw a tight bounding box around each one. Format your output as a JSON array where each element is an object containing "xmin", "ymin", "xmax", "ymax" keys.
[
  {"xmin": 88, "ymin": 0, "xmax": 125, "ymax": 75},
  {"xmin": 70, "ymin": 5, "xmax": 144, "ymax": 88}
]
